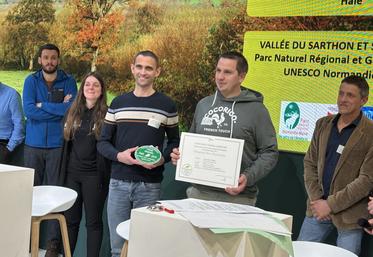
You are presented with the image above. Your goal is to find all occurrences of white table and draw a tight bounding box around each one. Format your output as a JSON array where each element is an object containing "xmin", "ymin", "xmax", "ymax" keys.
[
  {"xmin": 0, "ymin": 164, "xmax": 34, "ymax": 257},
  {"xmin": 128, "ymin": 206, "xmax": 293, "ymax": 257}
]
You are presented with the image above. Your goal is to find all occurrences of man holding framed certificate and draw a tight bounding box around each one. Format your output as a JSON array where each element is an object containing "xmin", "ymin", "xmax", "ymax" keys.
[{"xmin": 171, "ymin": 51, "xmax": 278, "ymax": 206}]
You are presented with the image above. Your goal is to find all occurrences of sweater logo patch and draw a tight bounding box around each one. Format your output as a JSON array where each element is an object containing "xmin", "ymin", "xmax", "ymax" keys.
[{"xmin": 201, "ymin": 106, "xmax": 237, "ymax": 130}]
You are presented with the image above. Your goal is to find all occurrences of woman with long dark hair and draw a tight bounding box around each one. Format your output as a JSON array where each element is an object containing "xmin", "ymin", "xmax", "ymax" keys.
[{"xmin": 60, "ymin": 72, "xmax": 110, "ymax": 257}]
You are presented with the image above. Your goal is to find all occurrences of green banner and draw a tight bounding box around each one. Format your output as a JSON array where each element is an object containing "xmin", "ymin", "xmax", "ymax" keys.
[{"xmin": 243, "ymin": 31, "xmax": 373, "ymax": 152}]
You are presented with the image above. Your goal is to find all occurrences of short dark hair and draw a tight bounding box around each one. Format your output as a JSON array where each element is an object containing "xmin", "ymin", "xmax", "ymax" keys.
[
  {"xmin": 38, "ymin": 43, "xmax": 60, "ymax": 57},
  {"xmin": 219, "ymin": 51, "xmax": 248, "ymax": 74},
  {"xmin": 341, "ymin": 75, "xmax": 369, "ymax": 98},
  {"xmin": 133, "ymin": 50, "xmax": 159, "ymax": 67}
]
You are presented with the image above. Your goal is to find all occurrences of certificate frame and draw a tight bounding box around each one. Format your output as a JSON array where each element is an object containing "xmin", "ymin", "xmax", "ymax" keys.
[{"xmin": 175, "ymin": 132, "xmax": 244, "ymax": 189}]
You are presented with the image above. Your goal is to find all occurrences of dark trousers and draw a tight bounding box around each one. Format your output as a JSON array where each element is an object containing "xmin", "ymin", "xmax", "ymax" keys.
[
  {"xmin": 64, "ymin": 172, "xmax": 108, "ymax": 257},
  {"xmin": 0, "ymin": 139, "xmax": 10, "ymax": 164},
  {"xmin": 24, "ymin": 145, "xmax": 62, "ymax": 243},
  {"xmin": 24, "ymin": 145, "xmax": 62, "ymax": 186}
]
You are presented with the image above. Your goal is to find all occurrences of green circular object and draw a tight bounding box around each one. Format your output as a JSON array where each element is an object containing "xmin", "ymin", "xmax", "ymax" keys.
[{"xmin": 134, "ymin": 145, "xmax": 162, "ymax": 165}]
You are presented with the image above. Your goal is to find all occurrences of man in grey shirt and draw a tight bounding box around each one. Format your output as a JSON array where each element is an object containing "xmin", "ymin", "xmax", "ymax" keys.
[{"xmin": 171, "ymin": 51, "xmax": 278, "ymax": 205}]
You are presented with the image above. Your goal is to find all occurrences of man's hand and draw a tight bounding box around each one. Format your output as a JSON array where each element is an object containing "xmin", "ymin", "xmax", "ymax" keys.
[
  {"xmin": 64, "ymin": 94, "xmax": 72, "ymax": 103},
  {"xmin": 310, "ymin": 199, "xmax": 331, "ymax": 221},
  {"xmin": 225, "ymin": 174, "xmax": 247, "ymax": 196},
  {"xmin": 365, "ymin": 197, "xmax": 373, "ymax": 235},
  {"xmin": 141, "ymin": 156, "xmax": 165, "ymax": 170},
  {"xmin": 364, "ymin": 219, "xmax": 373, "ymax": 235},
  {"xmin": 368, "ymin": 196, "xmax": 373, "ymax": 215},
  {"xmin": 117, "ymin": 147, "xmax": 140, "ymax": 165},
  {"xmin": 170, "ymin": 148, "xmax": 180, "ymax": 166}
]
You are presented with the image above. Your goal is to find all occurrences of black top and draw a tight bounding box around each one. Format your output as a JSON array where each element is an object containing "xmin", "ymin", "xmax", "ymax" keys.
[
  {"xmin": 68, "ymin": 107, "xmax": 98, "ymax": 173},
  {"xmin": 322, "ymin": 113, "xmax": 361, "ymax": 198}
]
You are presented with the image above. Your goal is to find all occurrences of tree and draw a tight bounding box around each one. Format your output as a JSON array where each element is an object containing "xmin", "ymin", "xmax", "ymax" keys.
[
  {"xmin": 134, "ymin": 1, "xmax": 163, "ymax": 35},
  {"xmin": 3, "ymin": 0, "xmax": 55, "ymax": 70},
  {"xmin": 62, "ymin": 0, "xmax": 125, "ymax": 72}
]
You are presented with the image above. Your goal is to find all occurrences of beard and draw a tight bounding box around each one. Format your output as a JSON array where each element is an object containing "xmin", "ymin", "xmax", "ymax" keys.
[{"xmin": 41, "ymin": 64, "xmax": 58, "ymax": 74}]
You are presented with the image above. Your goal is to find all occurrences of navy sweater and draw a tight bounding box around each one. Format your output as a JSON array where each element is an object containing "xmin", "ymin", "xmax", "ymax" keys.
[{"xmin": 97, "ymin": 91, "xmax": 179, "ymax": 183}]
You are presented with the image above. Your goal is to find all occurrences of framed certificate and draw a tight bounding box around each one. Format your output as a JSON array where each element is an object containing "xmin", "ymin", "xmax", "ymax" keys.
[{"xmin": 175, "ymin": 132, "xmax": 244, "ymax": 189}]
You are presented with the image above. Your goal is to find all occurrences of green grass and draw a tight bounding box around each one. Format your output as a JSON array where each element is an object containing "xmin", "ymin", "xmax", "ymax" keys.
[
  {"xmin": 0, "ymin": 70, "xmax": 31, "ymax": 93},
  {"xmin": 0, "ymin": 70, "xmax": 117, "ymax": 104},
  {"xmin": 106, "ymin": 91, "xmax": 117, "ymax": 104}
]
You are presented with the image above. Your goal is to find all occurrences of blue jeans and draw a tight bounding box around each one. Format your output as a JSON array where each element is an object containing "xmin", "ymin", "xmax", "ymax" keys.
[
  {"xmin": 297, "ymin": 216, "xmax": 363, "ymax": 255},
  {"xmin": 107, "ymin": 179, "xmax": 161, "ymax": 257}
]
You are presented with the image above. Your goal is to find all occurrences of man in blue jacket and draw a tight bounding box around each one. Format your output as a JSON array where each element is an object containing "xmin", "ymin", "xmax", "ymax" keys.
[{"xmin": 22, "ymin": 43, "xmax": 77, "ymax": 257}]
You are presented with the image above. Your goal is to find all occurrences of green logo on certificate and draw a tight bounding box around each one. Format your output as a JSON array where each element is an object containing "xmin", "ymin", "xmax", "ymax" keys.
[{"xmin": 135, "ymin": 145, "xmax": 161, "ymax": 165}]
